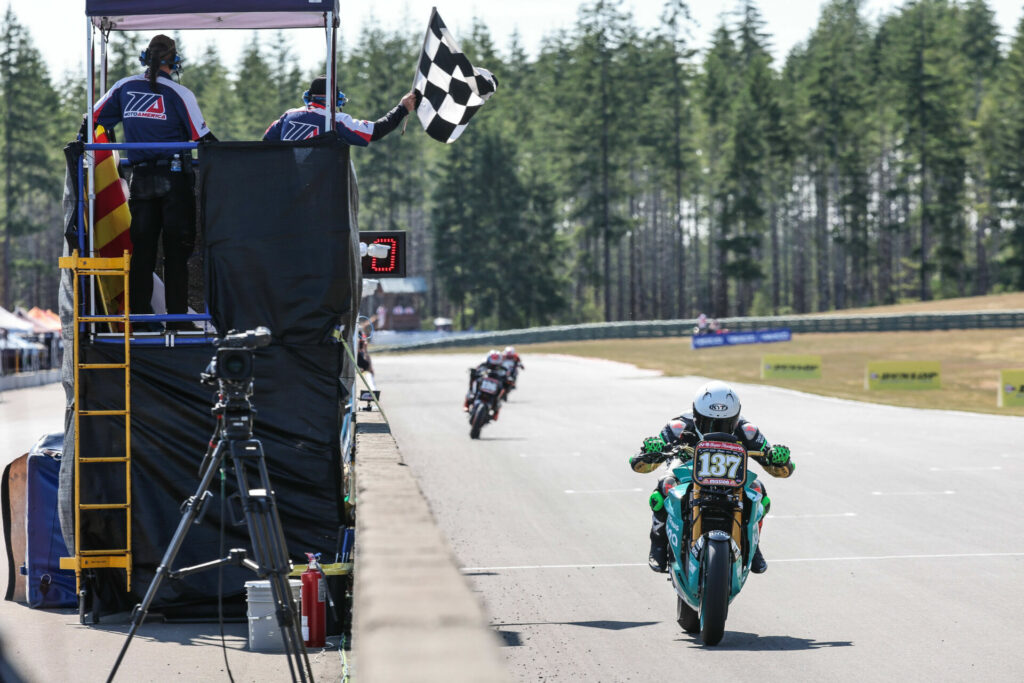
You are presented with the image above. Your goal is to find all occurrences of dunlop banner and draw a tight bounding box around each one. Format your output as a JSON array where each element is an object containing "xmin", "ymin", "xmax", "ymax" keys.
[
  {"xmin": 865, "ymin": 361, "xmax": 941, "ymax": 390},
  {"xmin": 998, "ymin": 369, "xmax": 1024, "ymax": 407},
  {"xmin": 761, "ymin": 354, "xmax": 822, "ymax": 379}
]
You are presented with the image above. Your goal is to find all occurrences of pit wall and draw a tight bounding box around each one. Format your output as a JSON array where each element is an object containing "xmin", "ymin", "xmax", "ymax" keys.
[{"xmin": 353, "ymin": 410, "xmax": 510, "ymax": 682}]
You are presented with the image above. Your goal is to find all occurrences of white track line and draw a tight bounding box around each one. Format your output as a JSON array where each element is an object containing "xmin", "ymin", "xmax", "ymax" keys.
[
  {"xmin": 775, "ymin": 551, "xmax": 1024, "ymax": 564},
  {"xmin": 768, "ymin": 512, "xmax": 857, "ymax": 519},
  {"xmin": 460, "ymin": 551, "xmax": 1024, "ymax": 573},
  {"xmin": 462, "ymin": 562, "xmax": 647, "ymax": 571},
  {"xmin": 928, "ymin": 466, "xmax": 1002, "ymax": 472},
  {"xmin": 564, "ymin": 488, "xmax": 644, "ymax": 494},
  {"xmin": 871, "ymin": 490, "xmax": 956, "ymax": 496}
]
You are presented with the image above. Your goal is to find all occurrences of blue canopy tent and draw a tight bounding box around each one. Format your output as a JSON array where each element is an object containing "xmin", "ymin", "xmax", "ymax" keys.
[{"xmin": 85, "ymin": 1, "xmax": 340, "ymax": 29}]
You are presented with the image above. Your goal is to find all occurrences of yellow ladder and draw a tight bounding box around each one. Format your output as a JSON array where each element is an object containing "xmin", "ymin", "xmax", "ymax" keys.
[{"xmin": 58, "ymin": 250, "xmax": 133, "ymax": 593}]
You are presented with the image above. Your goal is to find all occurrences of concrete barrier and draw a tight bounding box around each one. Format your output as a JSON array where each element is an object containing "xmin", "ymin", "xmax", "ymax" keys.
[
  {"xmin": 353, "ymin": 410, "xmax": 510, "ymax": 683},
  {"xmin": 0, "ymin": 369, "xmax": 62, "ymax": 392}
]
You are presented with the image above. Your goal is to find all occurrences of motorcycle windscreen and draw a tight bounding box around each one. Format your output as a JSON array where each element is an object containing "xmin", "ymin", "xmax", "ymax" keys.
[
  {"xmin": 692, "ymin": 440, "xmax": 748, "ymax": 487},
  {"xmin": 200, "ymin": 133, "xmax": 358, "ymax": 345}
]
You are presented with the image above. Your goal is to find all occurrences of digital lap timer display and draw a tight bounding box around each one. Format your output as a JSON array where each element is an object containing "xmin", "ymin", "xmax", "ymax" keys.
[{"xmin": 360, "ymin": 230, "xmax": 407, "ymax": 278}]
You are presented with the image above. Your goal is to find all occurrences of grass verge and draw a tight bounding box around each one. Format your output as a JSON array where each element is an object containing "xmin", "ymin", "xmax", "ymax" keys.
[{"xmin": 412, "ymin": 329, "xmax": 1024, "ymax": 416}]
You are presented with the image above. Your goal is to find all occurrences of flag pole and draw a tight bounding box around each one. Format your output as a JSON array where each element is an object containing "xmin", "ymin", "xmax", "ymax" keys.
[{"xmin": 403, "ymin": 6, "xmax": 437, "ymax": 135}]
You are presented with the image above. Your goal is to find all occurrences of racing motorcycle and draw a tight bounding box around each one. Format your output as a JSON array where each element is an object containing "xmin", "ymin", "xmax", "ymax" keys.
[
  {"xmin": 661, "ymin": 433, "xmax": 767, "ymax": 645},
  {"xmin": 467, "ymin": 368, "xmax": 506, "ymax": 439}
]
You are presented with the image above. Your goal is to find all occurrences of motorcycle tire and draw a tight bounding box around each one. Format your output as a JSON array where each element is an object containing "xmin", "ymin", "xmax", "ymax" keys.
[
  {"xmin": 676, "ymin": 595, "xmax": 699, "ymax": 634},
  {"xmin": 469, "ymin": 402, "xmax": 487, "ymax": 439},
  {"xmin": 699, "ymin": 538, "xmax": 731, "ymax": 646}
]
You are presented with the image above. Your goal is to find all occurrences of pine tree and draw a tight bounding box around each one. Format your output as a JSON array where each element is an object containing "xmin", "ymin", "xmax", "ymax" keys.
[
  {"xmin": 565, "ymin": 0, "xmax": 632, "ymax": 322},
  {"xmin": 699, "ymin": 23, "xmax": 739, "ymax": 317},
  {"xmin": 184, "ymin": 43, "xmax": 242, "ymax": 140},
  {"xmin": 991, "ymin": 15, "xmax": 1024, "ymax": 289},
  {"xmin": 234, "ymin": 35, "xmax": 280, "ymax": 139},
  {"xmin": 801, "ymin": 0, "xmax": 873, "ymax": 309},
  {"xmin": 880, "ymin": 0, "xmax": 969, "ymax": 300},
  {"xmin": 0, "ymin": 8, "xmax": 60, "ymax": 308},
  {"xmin": 959, "ymin": 0, "xmax": 1001, "ymax": 294}
]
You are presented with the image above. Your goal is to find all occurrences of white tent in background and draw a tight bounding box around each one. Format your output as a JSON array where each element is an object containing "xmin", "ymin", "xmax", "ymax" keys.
[{"xmin": 0, "ymin": 306, "xmax": 34, "ymax": 332}]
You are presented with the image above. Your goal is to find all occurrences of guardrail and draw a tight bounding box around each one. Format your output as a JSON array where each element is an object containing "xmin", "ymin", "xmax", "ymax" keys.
[{"xmin": 373, "ymin": 310, "xmax": 1024, "ymax": 352}]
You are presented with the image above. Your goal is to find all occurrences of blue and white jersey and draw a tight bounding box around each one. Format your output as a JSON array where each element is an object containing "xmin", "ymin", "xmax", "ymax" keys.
[
  {"xmin": 93, "ymin": 71, "xmax": 210, "ymax": 163},
  {"xmin": 262, "ymin": 102, "xmax": 407, "ymax": 146}
]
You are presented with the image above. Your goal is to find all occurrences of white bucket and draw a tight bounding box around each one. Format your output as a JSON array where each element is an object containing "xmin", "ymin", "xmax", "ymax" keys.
[{"xmin": 245, "ymin": 579, "xmax": 302, "ymax": 652}]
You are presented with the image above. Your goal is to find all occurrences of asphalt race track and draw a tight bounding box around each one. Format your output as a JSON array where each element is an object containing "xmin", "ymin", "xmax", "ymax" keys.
[{"xmin": 376, "ymin": 352, "xmax": 1024, "ymax": 682}]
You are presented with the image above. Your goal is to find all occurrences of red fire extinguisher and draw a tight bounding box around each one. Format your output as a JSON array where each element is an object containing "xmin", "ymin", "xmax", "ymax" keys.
[{"xmin": 301, "ymin": 552, "xmax": 325, "ymax": 647}]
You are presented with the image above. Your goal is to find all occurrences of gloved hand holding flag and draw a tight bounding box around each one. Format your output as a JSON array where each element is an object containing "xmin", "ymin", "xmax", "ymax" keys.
[{"xmin": 410, "ymin": 8, "xmax": 498, "ymax": 143}]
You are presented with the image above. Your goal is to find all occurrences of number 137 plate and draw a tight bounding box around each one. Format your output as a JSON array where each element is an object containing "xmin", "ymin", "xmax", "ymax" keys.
[{"xmin": 693, "ymin": 440, "xmax": 748, "ymax": 487}]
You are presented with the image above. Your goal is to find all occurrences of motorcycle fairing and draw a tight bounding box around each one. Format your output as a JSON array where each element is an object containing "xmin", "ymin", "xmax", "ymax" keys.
[{"xmin": 666, "ymin": 462, "xmax": 766, "ymax": 611}]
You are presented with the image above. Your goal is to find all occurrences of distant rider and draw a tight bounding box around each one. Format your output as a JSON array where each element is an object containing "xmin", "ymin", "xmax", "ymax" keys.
[
  {"xmin": 629, "ymin": 380, "xmax": 795, "ymax": 574},
  {"xmin": 464, "ymin": 350, "xmax": 508, "ymax": 412},
  {"xmin": 500, "ymin": 346, "xmax": 524, "ymax": 395}
]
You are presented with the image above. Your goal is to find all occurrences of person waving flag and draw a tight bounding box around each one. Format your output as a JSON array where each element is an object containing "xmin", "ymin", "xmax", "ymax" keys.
[{"xmin": 411, "ymin": 8, "xmax": 498, "ymax": 143}]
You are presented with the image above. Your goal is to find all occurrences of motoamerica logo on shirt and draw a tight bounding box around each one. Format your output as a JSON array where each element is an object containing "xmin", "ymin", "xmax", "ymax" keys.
[
  {"xmin": 283, "ymin": 121, "xmax": 321, "ymax": 141},
  {"xmin": 124, "ymin": 91, "xmax": 167, "ymax": 120}
]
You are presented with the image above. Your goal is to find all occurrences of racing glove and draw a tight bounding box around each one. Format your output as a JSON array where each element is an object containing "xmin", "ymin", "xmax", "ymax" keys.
[
  {"xmin": 643, "ymin": 435, "xmax": 666, "ymax": 455},
  {"xmin": 767, "ymin": 444, "xmax": 791, "ymax": 466},
  {"xmin": 637, "ymin": 436, "xmax": 667, "ymax": 463}
]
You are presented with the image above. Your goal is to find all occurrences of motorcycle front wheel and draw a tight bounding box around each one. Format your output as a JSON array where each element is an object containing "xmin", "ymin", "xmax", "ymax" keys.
[
  {"xmin": 469, "ymin": 402, "xmax": 487, "ymax": 439},
  {"xmin": 699, "ymin": 538, "xmax": 731, "ymax": 646}
]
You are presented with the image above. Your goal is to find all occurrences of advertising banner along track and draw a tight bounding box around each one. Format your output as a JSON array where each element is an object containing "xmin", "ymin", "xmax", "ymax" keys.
[{"xmin": 865, "ymin": 361, "xmax": 941, "ymax": 390}]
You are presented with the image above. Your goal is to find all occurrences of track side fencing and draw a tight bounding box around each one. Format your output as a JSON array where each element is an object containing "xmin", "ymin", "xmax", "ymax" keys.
[{"xmin": 374, "ymin": 310, "xmax": 1024, "ymax": 352}]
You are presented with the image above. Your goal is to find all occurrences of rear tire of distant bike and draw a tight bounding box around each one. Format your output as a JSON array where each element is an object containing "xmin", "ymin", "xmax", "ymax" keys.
[
  {"xmin": 676, "ymin": 595, "xmax": 699, "ymax": 633},
  {"xmin": 699, "ymin": 538, "xmax": 731, "ymax": 646},
  {"xmin": 469, "ymin": 402, "xmax": 486, "ymax": 439}
]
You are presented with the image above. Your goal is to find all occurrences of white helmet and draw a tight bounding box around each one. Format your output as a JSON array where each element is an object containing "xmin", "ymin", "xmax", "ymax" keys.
[{"xmin": 692, "ymin": 381, "xmax": 741, "ymax": 435}]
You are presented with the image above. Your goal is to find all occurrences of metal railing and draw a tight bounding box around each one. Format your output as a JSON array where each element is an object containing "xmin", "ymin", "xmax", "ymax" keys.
[{"xmin": 373, "ymin": 309, "xmax": 1024, "ymax": 352}]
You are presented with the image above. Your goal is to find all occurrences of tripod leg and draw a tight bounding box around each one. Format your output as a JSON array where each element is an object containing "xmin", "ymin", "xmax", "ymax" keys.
[
  {"xmin": 107, "ymin": 441, "xmax": 228, "ymax": 683},
  {"xmin": 231, "ymin": 443, "xmax": 314, "ymax": 682}
]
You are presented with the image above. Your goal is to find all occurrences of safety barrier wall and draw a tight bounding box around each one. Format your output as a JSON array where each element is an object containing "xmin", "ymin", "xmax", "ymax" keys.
[
  {"xmin": 373, "ymin": 310, "xmax": 1024, "ymax": 352},
  {"xmin": 0, "ymin": 368, "xmax": 62, "ymax": 392},
  {"xmin": 353, "ymin": 410, "xmax": 510, "ymax": 682}
]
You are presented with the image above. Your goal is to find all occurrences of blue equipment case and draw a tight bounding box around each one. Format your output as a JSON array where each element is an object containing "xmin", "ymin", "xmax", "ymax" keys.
[{"xmin": 24, "ymin": 453, "xmax": 76, "ymax": 608}]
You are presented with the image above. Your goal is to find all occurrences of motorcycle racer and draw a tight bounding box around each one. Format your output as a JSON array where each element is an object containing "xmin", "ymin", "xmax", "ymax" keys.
[
  {"xmin": 464, "ymin": 350, "xmax": 509, "ymax": 412},
  {"xmin": 629, "ymin": 380, "xmax": 795, "ymax": 574},
  {"xmin": 500, "ymin": 346, "xmax": 524, "ymax": 397}
]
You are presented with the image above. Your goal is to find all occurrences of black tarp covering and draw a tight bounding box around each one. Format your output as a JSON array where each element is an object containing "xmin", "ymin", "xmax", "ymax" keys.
[
  {"xmin": 75, "ymin": 342, "xmax": 344, "ymax": 617},
  {"xmin": 201, "ymin": 134, "xmax": 359, "ymax": 345},
  {"xmin": 58, "ymin": 135, "xmax": 360, "ymax": 617}
]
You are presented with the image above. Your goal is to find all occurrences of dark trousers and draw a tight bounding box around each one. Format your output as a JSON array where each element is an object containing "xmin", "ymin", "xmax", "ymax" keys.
[{"xmin": 127, "ymin": 168, "xmax": 196, "ymax": 315}]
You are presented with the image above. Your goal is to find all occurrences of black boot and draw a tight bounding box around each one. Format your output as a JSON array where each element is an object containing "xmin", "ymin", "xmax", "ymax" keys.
[
  {"xmin": 648, "ymin": 531, "xmax": 668, "ymax": 573},
  {"xmin": 751, "ymin": 545, "xmax": 767, "ymax": 574}
]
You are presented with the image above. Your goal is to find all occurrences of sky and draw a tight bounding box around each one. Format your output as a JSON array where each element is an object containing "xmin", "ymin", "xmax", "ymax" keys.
[{"xmin": 10, "ymin": 0, "xmax": 1024, "ymax": 82}]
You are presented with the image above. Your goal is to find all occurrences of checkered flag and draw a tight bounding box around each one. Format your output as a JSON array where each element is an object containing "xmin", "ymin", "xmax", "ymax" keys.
[{"xmin": 412, "ymin": 8, "xmax": 498, "ymax": 143}]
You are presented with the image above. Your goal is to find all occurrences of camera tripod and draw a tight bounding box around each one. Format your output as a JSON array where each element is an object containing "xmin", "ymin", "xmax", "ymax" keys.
[{"xmin": 108, "ymin": 329, "xmax": 313, "ymax": 682}]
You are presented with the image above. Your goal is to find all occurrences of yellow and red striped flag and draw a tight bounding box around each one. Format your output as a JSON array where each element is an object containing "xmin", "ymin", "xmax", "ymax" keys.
[{"xmin": 87, "ymin": 125, "xmax": 133, "ymax": 322}]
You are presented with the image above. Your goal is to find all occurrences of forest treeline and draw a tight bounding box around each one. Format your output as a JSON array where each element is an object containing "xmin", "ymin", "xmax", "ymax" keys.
[{"xmin": 1, "ymin": 0, "xmax": 1023, "ymax": 329}]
